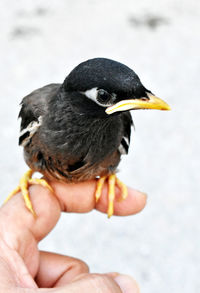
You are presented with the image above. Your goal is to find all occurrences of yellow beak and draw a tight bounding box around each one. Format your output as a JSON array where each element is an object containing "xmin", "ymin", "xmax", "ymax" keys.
[{"xmin": 105, "ymin": 93, "xmax": 171, "ymax": 115}]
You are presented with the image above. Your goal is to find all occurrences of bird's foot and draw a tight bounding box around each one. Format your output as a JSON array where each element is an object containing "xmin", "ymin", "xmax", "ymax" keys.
[
  {"xmin": 95, "ymin": 174, "xmax": 128, "ymax": 218},
  {"xmin": 4, "ymin": 169, "xmax": 53, "ymax": 217}
]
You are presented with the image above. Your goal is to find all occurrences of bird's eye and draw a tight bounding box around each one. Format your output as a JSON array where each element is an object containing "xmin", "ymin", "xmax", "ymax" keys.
[
  {"xmin": 81, "ymin": 87, "xmax": 115, "ymax": 107},
  {"xmin": 97, "ymin": 89, "xmax": 111, "ymax": 104}
]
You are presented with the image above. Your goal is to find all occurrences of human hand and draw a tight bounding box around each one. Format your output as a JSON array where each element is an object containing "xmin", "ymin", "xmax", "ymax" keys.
[{"xmin": 0, "ymin": 179, "xmax": 146, "ymax": 292}]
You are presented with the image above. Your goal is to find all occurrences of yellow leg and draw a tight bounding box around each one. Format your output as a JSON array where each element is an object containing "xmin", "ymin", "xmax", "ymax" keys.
[
  {"xmin": 116, "ymin": 177, "xmax": 128, "ymax": 201},
  {"xmin": 107, "ymin": 174, "xmax": 116, "ymax": 218},
  {"xmin": 95, "ymin": 176, "xmax": 106, "ymax": 202},
  {"xmin": 4, "ymin": 169, "xmax": 53, "ymax": 216},
  {"xmin": 95, "ymin": 174, "xmax": 128, "ymax": 218}
]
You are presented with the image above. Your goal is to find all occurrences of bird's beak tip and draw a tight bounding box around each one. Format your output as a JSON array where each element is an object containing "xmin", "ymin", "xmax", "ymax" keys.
[
  {"xmin": 106, "ymin": 93, "xmax": 171, "ymax": 114},
  {"xmin": 163, "ymin": 105, "xmax": 171, "ymax": 111}
]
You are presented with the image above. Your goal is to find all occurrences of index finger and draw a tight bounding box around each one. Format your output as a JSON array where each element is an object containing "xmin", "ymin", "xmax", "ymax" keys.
[
  {"xmin": 1, "ymin": 180, "xmax": 147, "ymax": 244},
  {"xmin": 50, "ymin": 180, "xmax": 147, "ymax": 216}
]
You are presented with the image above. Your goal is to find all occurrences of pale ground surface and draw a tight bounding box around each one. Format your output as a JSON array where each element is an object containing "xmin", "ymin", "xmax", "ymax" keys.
[{"xmin": 0, "ymin": 1, "xmax": 199, "ymax": 292}]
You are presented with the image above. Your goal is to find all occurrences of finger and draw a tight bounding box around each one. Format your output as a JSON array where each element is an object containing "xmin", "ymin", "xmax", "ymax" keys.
[
  {"xmin": 39, "ymin": 273, "xmax": 140, "ymax": 293},
  {"xmin": 1, "ymin": 180, "xmax": 147, "ymax": 243},
  {"xmin": 0, "ymin": 186, "xmax": 61, "ymax": 283},
  {"xmin": 36, "ymin": 251, "xmax": 89, "ymax": 288},
  {"xmin": 0, "ymin": 181, "xmax": 145, "ymax": 289},
  {"xmin": 50, "ymin": 180, "xmax": 147, "ymax": 216},
  {"xmin": 1, "ymin": 181, "xmax": 146, "ymax": 255},
  {"xmin": 97, "ymin": 186, "xmax": 146, "ymax": 216}
]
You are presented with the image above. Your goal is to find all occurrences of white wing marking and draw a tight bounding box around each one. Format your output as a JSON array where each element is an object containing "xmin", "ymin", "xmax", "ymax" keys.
[{"xmin": 19, "ymin": 116, "xmax": 42, "ymax": 146}]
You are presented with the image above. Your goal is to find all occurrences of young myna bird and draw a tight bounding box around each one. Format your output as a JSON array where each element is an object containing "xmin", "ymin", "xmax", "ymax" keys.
[{"xmin": 6, "ymin": 58, "xmax": 170, "ymax": 217}]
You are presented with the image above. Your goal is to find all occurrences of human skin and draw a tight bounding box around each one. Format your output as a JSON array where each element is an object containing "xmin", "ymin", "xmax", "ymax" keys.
[{"xmin": 0, "ymin": 180, "xmax": 147, "ymax": 292}]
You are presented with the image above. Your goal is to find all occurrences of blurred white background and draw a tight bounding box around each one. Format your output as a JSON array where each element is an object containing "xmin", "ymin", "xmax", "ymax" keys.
[{"xmin": 0, "ymin": 0, "xmax": 199, "ymax": 292}]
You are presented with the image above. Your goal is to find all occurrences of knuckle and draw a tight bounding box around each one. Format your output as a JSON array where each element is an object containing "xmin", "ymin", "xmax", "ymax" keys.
[
  {"xmin": 86, "ymin": 274, "xmax": 121, "ymax": 293},
  {"xmin": 72, "ymin": 258, "xmax": 89, "ymax": 273}
]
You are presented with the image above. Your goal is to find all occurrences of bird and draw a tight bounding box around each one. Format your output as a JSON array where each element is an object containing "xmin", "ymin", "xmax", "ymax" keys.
[{"xmin": 5, "ymin": 58, "xmax": 170, "ymax": 218}]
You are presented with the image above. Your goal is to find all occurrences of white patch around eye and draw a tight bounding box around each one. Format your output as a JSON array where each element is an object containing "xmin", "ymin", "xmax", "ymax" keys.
[
  {"xmin": 82, "ymin": 87, "xmax": 98, "ymax": 101},
  {"xmin": 81, "ymin": 87, "xmax": 111, "ymax": 107}
]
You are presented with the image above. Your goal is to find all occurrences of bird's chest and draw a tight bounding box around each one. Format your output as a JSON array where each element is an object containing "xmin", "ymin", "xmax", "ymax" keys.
[
  {"xmin": 87, "ymin": 118, "xmax": 123, "ymax": 163},
  {"xmin": 40, "ymin": 115, "xmax": 123, "ymax": 164}
]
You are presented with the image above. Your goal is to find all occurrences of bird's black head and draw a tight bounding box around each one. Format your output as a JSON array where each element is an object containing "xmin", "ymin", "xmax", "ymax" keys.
[{"xmin": 63, "ymin": 58, "xmax": 170, "ymax": 117}]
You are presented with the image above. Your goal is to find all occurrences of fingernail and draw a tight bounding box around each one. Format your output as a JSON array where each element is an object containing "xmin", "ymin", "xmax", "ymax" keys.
[
  {"xmin": 114, "ymin": 274, "xmax": 140, "ymax": 293},
  {"xmin": 106, "ymin": 272, "xmax": 120, "ymax": 278}
]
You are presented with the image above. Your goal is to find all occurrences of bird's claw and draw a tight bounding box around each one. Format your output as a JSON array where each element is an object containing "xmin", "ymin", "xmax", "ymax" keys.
[
  {"xmin": 95, "ymin": 174, "xmax": 128, "ymax": 218},
  {"xmin": 5, "ymin": 170, "xmax": 53, "ymax": 217}
]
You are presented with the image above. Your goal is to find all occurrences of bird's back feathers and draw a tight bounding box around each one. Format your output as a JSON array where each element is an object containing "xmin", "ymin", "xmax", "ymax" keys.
[{"xmin": 19, "ymin": 83, "xmax": 60, "ymax": 146}]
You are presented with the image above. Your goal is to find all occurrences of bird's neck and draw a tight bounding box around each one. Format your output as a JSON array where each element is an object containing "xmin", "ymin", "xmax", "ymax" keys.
[{"xmin": 46, "ymin": 89, "xmax": 119, "ymax": 132}]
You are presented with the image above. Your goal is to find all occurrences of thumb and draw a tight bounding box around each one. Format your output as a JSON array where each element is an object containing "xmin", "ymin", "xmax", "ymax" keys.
[{"xmin": 40, "ymin": 273, "xmax": 140, "ymax": 293}]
